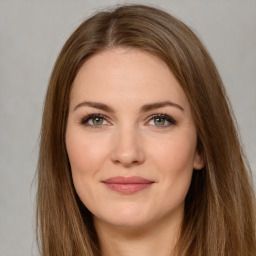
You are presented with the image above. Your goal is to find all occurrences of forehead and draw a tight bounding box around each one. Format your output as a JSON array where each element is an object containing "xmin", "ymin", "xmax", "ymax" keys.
[{"xmin": 70, "ymin": 48, "xmax": 189, "ymax": 110}]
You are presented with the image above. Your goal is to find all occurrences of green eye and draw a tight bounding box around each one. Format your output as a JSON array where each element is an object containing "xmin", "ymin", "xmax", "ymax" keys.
[
  {"xmin": 81, "ymin": 114, "xmax": 108, "ymax": 127},
  {"xmin": 148, "ymin": 114, "xmax": 177, "ymax": 128},
  {"xmin": 92, "ymin": 117, "xmax": 104, "ymax": 125},
  {"xmin": 154, "ymin": 118, "xmax": 166, "ymax": 126}
]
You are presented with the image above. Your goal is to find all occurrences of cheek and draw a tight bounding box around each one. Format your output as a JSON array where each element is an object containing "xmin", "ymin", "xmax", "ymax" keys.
[
  {"xmin": 66, "ymin": 129, "xmax": 107, "ymax": 176},
  {"xmin": 65, "ymin": 128, "xmax": 108, "ymax": 206},
  {"xmin": 148, "ymin": 132, "xmax": 197, "ymax": 199},
  {"xmin": 149, "ymin": 133, "xmax": 197, "ymax": 173}
]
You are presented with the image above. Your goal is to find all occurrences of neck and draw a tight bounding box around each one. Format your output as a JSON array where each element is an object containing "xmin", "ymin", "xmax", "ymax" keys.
[{"xmin": 93, "ymin": 213, "xmax": 182, "ymax": 256}]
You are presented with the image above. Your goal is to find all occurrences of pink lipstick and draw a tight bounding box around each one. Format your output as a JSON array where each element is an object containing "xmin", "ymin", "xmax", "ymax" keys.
[{"xmin": 102, "ymin": 176, "xmax": 154, "ymax": 194}]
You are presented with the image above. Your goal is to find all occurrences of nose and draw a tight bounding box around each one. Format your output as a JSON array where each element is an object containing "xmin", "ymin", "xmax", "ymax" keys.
[{"xmin": 110, "ymin": 125, "xmax": 145, "ymax": 167}]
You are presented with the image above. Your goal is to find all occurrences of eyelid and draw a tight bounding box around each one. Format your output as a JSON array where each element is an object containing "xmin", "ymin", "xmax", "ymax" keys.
[
  {"xmin": 79, "ymin": 112, "xmax": 177, "ymax": 128},
  {"xmin": 146, "ymin": 113, "xmax": 177, "ymax": 127},
  {"xmin": 80, "ymin": 113, "xmax": 111, "ymax": 128}
]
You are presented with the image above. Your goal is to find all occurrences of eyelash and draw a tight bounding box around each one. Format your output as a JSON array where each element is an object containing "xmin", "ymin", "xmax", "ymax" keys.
[{"xmin": 79, "ymin": 113, "xmax": 177, "ymax": 129}]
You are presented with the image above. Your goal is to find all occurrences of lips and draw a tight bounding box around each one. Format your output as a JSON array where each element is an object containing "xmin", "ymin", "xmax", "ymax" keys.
[{"xmin": 102, "ymin": 176, "xmax": 154, "ymax": 194}]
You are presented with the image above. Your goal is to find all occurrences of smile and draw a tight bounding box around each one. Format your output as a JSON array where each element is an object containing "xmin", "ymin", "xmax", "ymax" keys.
[{"xmin": 102, "ymin": 176, "xmax": 155, "ymax": 194}]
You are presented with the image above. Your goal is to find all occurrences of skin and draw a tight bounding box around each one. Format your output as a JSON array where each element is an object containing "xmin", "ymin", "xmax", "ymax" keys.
[{"xmin": 66, "ymin": 48, "xmax": 203, "ymax": 256}]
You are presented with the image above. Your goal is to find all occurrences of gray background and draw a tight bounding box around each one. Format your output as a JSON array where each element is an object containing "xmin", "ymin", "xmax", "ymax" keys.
[{"xmin": 0, "ymin": 0, "xmax": 255, "ymax": 255}]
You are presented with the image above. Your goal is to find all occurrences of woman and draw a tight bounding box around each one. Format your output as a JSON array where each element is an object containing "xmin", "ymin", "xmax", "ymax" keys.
[{"xmin": 36, "ymin": 4, "xmax": 256, "ymax": 256}]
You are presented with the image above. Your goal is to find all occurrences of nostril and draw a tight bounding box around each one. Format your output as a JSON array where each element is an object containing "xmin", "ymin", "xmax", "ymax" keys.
[
  {"xmin": 110, "ymin": 148, "xmax": 145, "ymax": 167},
  {"xmin": 110, "ymin": 130, "xmax": 145, "ymax": 166},
  {"xmin": 112, "ymin": 157, "xmax": 143, "ymax": 167}
]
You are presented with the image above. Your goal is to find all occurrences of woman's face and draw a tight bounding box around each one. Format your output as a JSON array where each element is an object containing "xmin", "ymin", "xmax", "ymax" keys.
[{"xmin": 66, "ymin": 48, "xmax": 202, "ymax": 230}]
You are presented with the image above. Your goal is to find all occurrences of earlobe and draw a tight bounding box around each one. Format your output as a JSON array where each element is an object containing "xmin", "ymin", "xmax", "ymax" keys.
[
  {"xmin": 193, "ymin": 163, "xmax": 204, "ymax": 170},
  {"xmin": 193, "ymin": 151, "xmax": 205, "ymax": 170}
]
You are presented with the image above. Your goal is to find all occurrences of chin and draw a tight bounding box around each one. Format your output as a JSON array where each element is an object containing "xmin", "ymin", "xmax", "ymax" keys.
[
  {"xmin": 96, "ymin": 215, "xmax": 153, "ymax": 230},
  {"xmin": 92, "ymin": 203, "xmax": 160, "ymax": 229}
]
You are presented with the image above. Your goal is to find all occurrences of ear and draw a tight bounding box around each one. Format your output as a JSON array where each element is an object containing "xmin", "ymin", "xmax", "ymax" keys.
[{"xmin": 193, "ymin": 150, "xmax": 205, "ymax": 170}]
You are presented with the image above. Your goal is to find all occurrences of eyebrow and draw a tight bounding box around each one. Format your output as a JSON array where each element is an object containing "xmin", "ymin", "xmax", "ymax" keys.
[{"xmin": 73, "ymin": 100, "xmax": 184, "ymax": 113}]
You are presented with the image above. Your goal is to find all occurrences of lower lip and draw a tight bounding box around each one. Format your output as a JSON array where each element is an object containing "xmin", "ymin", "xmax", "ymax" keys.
[{"xmin": 104, "ymin": 183, "xmax": 153, "ymax": 194}]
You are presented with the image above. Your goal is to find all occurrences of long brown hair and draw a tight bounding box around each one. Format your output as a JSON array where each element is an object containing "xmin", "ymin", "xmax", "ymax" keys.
[{"xmin": 36, "ymin": 4, "xmax": 256, "ymax": 256}]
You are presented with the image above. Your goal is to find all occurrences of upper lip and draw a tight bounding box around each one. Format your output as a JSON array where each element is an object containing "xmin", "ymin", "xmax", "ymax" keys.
[{"xmin": 102, "ymin": 176, "xmax": 154, "ymax": 184}]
